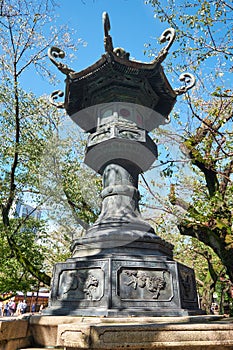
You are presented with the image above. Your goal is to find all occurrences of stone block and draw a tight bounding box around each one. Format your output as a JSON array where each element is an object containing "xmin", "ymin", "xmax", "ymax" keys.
[
  {"xmin": 0, "ymin": 318, "xmax": 31, "ymax": 350},
  {"xmin": 56, "ymin": 320, "xmax": 233, "ymax": 350},
  {"xmin": 29, "ymin": 315, "xmax": 81, "ymax": 348},
  {"xmin": 0, "ymin": 319, "xmax": 29, "ymax": 341}
]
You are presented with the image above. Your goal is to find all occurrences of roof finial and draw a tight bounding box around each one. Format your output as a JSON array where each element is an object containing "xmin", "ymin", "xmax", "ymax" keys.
[{"xmin": 102, "ymin": 12, "xmax": 114, "ymax": 53}]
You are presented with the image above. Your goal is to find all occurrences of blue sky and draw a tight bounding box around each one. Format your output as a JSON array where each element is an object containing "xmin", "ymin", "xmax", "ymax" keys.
[{"xmin": 55, "ymin": 0, "xmax": 162, "ymax": 70}]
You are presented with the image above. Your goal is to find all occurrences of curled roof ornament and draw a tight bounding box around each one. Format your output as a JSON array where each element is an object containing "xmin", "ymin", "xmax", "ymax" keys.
[
  {"xmin": 48, "ymin": 46, "xmax": 74, "ymax": 75},
  {"xmin": 155, "ymin": 28, "xmax": 176, "ymax": 63},
  {"xmin": 49, "ymin": 90, "xmax": 65, "ymax": 109},
  {"xmin": 175, "ymin": 73, "xmax": 196, "ymax": 95}
]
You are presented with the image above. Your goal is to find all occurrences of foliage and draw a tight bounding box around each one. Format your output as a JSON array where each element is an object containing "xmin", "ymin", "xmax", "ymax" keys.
[
  {"xmin": 0, "ymin": 82, "xmax": 60, "ymax": 288},
  {"xmin": 0, "ymin": 215, "xmax": 53, "ymax": 295},
  {"xmin": 143, "ymin": 0, "xmax": 233, "ymax": 302},
  {"xmin": 145, "ymin": 0, "xmax": 233, "ymax": 77},
  {"xmin": 38, "ymin": 131, "xmax": 101, "ymax": 234},
  {"xmin": 43, "ymin": 228, "xmax": 72, "ymax": 266},
  {"xmin": 0, "ymin": 0, "xmax": 98, "ymax": 291}
]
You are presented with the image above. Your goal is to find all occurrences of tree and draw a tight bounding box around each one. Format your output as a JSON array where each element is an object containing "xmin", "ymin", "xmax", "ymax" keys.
[
  {"xmin": 0, "ymin": 218, "xmax": 47, "ymax": 296},
  {"xmin": 0, "ymin": 0, "xmax": 89, "ymax": 290},
  {"xmin": 142, "ymin": 200, "xmax": 224, "ymax": 312},
  {"xmin": 0, "ymin": 85, "xmax": 58, "ymax": 288},
  {"xmin": 145, "ymin": 0, "xmax": 233, "ymax": 283}
]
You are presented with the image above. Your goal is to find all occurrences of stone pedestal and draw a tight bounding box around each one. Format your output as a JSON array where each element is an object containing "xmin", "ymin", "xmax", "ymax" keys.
[{"xmin": 44, "ymin": 245, "xmax": 200, "ymax": 317}]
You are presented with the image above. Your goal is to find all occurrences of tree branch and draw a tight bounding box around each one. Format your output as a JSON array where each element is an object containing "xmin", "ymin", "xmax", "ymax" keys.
[
  {"xmin": 219, "ymin": 159, "xmax": 233, "ymax": 198},
  {"xmin": 183, "ymin": 139, "xmax": 219, "ymax": 197},
  {"xmin": 64, "ymin": 193, "xmax": 90, "ymax": 231}
]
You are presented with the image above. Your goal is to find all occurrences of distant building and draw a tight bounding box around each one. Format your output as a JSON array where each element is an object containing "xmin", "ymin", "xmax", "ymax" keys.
[
  {"xmin": 8, "ymin": 201, "xmax": 42, "ymax": 234},
  {"xmin": 14, "ymin": 201, "xmax": 42, "ymax": 220}
]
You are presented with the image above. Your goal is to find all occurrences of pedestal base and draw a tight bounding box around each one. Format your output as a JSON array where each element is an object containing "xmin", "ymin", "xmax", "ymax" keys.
[
  {"xmin": 71, "ymin": 230, "xmax": 174, "ymax": 258},
  {"xmin": 44, "ymin": 243, "xmax": 202, "ymax": 317}
]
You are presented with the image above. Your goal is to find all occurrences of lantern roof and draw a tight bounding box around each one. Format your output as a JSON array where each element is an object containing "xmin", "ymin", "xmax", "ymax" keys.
[{"xmin": 48, "ymin": 12, "xmax": 195, "ymax": 127}]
